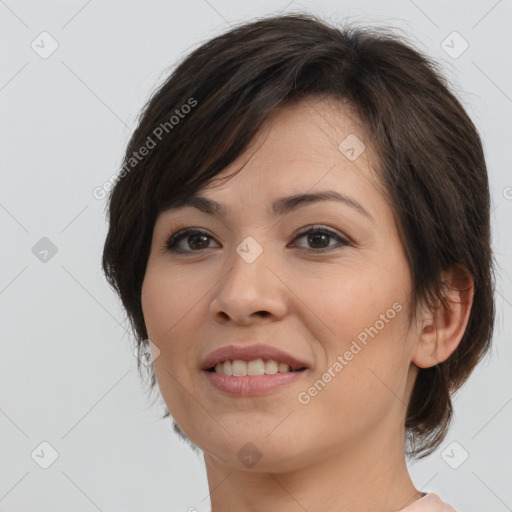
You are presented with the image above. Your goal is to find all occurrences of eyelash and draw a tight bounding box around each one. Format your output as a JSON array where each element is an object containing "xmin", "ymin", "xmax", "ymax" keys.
[{"xmin": 164, "ymin": 225, "xmax": 350, "ymax": 254}]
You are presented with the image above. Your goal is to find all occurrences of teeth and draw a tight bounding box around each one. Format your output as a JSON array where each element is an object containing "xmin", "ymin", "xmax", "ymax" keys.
[{"xmin": 214, "ymin": 359, "xmax": 295, "ymax": 376}]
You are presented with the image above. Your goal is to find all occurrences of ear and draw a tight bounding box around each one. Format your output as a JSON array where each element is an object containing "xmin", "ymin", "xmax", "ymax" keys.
[{"xmin": 412, "ymin": 265, "xmax": 474, "ymax": 369}]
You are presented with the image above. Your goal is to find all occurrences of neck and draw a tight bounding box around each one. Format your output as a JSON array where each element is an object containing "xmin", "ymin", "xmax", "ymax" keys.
[{"xmin": 203, "ymin": 420, "xmax": 421, "ymax": 512}]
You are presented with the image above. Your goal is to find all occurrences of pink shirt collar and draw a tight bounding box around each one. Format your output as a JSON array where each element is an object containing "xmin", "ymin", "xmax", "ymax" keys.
[{"xmin": 398, "ymin": 492, "xmax": 458, "ymax": 511}]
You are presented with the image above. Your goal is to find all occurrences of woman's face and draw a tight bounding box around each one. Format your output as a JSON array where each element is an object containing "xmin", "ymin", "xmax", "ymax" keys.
[{"xmin": 141, "ymin": 98, "xmax": 421, "ymax": 471}]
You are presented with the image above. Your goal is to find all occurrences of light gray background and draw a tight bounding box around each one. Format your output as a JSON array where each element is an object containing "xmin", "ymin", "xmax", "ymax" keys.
[{"xmin": 1, "ymin": 1, "xmax": 511, "ymax": 511}]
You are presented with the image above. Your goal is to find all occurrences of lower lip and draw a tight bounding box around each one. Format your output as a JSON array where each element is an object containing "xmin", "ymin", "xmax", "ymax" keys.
[{"xmin": 203, "ymin": 369, "xmax": 307, "ymax": 396}]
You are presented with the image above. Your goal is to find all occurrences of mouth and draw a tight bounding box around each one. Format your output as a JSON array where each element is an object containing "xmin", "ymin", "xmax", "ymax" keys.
[
  {"xmin": 205, "ymin": 359, "xmax": 308, "ymax": 376},
  {"xmin": 200, "ymin": 344, "xmax": 310, "ymax": 376},
  {"xmin": 202, "ymin": 359, "xmax": 309, "ymax": 396}
]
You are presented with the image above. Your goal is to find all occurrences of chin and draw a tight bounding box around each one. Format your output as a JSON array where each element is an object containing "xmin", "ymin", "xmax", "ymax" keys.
[{"xmin": 199, "ymin": 431, "xmax": 311, "ymax": 473}]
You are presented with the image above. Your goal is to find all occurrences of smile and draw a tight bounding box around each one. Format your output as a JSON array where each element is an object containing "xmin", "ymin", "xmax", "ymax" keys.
[
  {"xmin": 203, "ymin": 361, "xmax": 308, "ymax": 396},
  {"xmin": 208, "ymin": 358, "xmax": 307, "ymax": 375}
]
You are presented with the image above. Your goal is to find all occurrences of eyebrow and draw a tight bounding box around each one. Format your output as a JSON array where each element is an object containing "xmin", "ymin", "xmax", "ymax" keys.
[{"xmin": 163, "ymin": 190, "xmax": 374, "ymax": 223}]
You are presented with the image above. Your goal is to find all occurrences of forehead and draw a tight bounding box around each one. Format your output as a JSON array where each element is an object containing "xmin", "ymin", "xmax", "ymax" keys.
[
  {"xmin": 154, "ymin": 96, "xmax": 390, "ymax": 236},
  {"xmin": 152, "ymin": 97, "xmax": 403, "ymax": 255},
  {"xmin": 197, "ymin": 97, "xmax": 382, "ymax": 209}
]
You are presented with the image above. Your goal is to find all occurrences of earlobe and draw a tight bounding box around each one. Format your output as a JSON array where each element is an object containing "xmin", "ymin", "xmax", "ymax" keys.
[{"xmin": 412, "ymin": 265, "xmax": 474, "ymax": 369}]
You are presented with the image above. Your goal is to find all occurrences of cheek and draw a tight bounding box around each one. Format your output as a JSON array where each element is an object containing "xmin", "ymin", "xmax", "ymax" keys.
[
  {"xmin": 292, "ymin": 259, "xmax": 403, "ymax": 339},
  {"xmin": 141, "ymin": 262, "xmax": 216, "ymax": 378},
  {"xmin": 294, "ymin": 258, "xmax": 411, "ymax": 383},
  {"xmin": 141, "ymin": 269, "xmax": 171, "ymax": 337},
  {"xmin": 140, "ymin": 266, "xmax": 204, "ymax": 411},
  {"xmin": 142, "ymin": 263, "xmax": 200, "ymax": 335}
]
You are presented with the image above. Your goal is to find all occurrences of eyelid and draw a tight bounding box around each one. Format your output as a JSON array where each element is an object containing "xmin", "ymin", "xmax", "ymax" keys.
[
  {"xmin": 293, "ymin": 224, "xmax": 347, "ymax": 240},
  {"xmin": 164, "ymin": 227, "xmax": 214, "ymax": 252},
  {"xmin": 290, "ymin": 225, "xmax": 350, "ymax": 251},
  {"xmin": 163, "ymin": 223, "xmax": 351, "ymax": 254}
]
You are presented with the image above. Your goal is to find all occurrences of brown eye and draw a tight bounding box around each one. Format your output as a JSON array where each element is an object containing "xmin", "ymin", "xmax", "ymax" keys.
[
  {"xmin": 164, "ymin": 225, "xmax": 349, "ymax": 254},
  {"xmin": 165, "ymin": 229, "xmax": 217, "ymax": 252},
  {"xmin": 292, "ymin": 227, "xmax": 349, "ymax": 252}
]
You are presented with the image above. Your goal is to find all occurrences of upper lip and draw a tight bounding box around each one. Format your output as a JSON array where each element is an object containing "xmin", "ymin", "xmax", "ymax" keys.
[{"xmin": 200, "ymin": 344, "xmax": 309, "ymax": 371}]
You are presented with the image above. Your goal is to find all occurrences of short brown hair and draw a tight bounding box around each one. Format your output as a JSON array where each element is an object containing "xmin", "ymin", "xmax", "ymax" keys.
[{"xmin": 101, "ymin": 13, "xmax": 496, "ymax": 459}]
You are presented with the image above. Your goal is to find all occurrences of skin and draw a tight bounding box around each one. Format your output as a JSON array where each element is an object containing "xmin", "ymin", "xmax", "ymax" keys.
[{"xmin": 141, "ymin": 97, "xmax": 473, "ymax": 512}]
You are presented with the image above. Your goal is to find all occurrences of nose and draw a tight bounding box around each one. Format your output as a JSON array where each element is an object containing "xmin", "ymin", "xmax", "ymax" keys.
[{"xmin": 209, "ymin": 241, "xmax": 288, "ymax": 325}]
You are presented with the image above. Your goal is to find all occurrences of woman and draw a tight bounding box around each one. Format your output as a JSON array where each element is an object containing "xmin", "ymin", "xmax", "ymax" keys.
[{"xmin": 101, "ymin": 13, "xmax": 495, "ymax": 512}]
